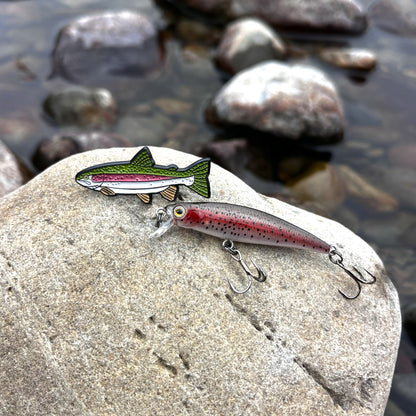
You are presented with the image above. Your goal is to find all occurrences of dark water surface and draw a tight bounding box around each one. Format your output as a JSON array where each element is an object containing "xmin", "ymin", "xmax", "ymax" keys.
[{"xmin": 1, "ymin": 0, "xmax": 415, "ymax": 414}]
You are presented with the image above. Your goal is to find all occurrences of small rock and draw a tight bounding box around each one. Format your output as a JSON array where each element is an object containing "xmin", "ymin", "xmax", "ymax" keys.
[
  {"xmin": 32, "ymin": 132, "xmax": 131, "ymax": 171},
  {"xmin": 287, "ymin": 162, "xmax": 346, "ymax": 211},
  {"xmin": 336, "ymin": 165, "xmax": 398, "ymax": 212},
  {"xmin": 173, "ymin": 0, "xmax": 367, "ymax": 34},
  {"xmin": 43, "ymin": 85, "xmax": 117, "ymax": 127},
  {"xmin": 51, "ymin": 10, "xmax": 162, "ymax": 83},
  {"xmin": 319, "ymin": 48, "xmax": 377, "ymax": 70},
  {"xmin": 0, "ymin": 140, "xmax": 32, "ymax": 198},
  {"xmin": 206, "ymin": 61, "xmax": 344, "ymax": 143},
  {"xmin": 215, "ymin": 17, "xmax": 286, "ymax": 73}
]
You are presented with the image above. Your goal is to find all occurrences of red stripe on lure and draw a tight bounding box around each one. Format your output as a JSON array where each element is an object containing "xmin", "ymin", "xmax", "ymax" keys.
[
  {"xmin": 151, "ymin": 202, "xmax": 377, "ymax": 299},
  {"xmin": 154, "ymin": 202, "xmax": 330, "ymax": 253}
]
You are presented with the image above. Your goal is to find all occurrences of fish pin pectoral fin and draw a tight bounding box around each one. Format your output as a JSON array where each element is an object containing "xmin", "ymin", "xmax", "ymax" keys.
[
  {"xmin": 101, "ymin": 187, "xmax": 116, "ymax": 196},
  {"xmin": 137, "ymin": 193, "xmax": 151, "ymax": 204},
  {"xmin": 160, "ymin": 186, "xmax": 178, "ymax": 202}
]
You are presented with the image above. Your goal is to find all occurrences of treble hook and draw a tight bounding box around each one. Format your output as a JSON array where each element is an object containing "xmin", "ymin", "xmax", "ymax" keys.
[
  {"xmin": 329, "ymin": 246, "xmax": 377, "ymax": 300},
  {"xmin": 222, "ymin": 240, "xmax": 267, "ymax": 294}
]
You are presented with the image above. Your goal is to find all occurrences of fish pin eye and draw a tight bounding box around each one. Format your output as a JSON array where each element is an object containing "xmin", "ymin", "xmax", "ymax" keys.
[{"xmin": 173, "ymin": 205, "xmax": 186, "ymax": 218}]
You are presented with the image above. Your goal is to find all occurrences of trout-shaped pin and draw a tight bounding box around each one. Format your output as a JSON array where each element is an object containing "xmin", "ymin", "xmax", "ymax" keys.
[{"xmin": 75, "ymin": 147, "xmax": 211, "ymax": 203}]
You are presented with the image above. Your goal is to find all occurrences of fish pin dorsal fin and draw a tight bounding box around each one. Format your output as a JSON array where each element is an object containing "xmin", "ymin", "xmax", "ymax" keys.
[{"xmin": 130, "ymin": 147, "xmax": 155, "ymax": 168}]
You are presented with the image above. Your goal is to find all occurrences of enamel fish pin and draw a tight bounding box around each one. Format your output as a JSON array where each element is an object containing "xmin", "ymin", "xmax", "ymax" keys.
[{"xmin": 75, "ymin": 147, "xmax": 211, "ymax": 203}]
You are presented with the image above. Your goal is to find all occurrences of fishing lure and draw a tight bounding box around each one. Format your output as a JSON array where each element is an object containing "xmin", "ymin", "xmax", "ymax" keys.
[
  {"xmin": 150, "ymin": 202, "xmax": 376, "ymax": 299},
  {"xmin": 75, "ymin": 147, "xmax": 211, "ymax": 203}
]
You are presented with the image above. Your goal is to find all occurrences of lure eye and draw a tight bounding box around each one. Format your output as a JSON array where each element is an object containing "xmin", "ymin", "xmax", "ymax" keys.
[{"xmin": 173, "ymin": 205, "xmax": 186, "ymax": 218}]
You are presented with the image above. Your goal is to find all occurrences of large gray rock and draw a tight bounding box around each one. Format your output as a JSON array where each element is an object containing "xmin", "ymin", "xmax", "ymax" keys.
[
  {"xmin": 206, "ymin": 61, "xmax": 344, "ymax": 143},
  {"xmin": 0, "ymin": 147, "xmax": 400, "ymax": 415},
  {"xmin": 174, "ymin": 0, "xmax": 367, "ymax": 34},
  {"xmin": 51, "ymin": 10, "xmax": 162, "ymax": 83}
]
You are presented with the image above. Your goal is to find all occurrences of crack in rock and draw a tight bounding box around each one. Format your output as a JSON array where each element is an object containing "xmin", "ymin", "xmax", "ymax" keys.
[{"xmin": 294, "ymin": 357, "xmax": 353, "ymax": 411}]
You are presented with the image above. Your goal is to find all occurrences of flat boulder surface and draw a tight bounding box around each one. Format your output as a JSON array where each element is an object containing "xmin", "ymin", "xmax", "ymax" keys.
[{"xmin": 0, "ymin": 147, "xmax": 400, "ymax": 415}]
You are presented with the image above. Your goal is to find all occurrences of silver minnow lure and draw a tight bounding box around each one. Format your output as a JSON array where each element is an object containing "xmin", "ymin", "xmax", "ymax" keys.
[{"xmin": 151, "ymin": 202, "xmax": 377, "ymax": 299}]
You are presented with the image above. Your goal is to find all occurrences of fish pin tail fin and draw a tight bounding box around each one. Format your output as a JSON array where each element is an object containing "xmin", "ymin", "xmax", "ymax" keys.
[
  {"xmin": 160, "ymin": 186, "xmax": 178, "ymax": 202},
  {"xmin": 186, "ymin": 158, "xmax": 211, "ymax": 198}
]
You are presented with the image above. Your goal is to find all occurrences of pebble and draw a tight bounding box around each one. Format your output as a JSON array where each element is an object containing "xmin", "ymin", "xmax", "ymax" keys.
[
  {"xmin": 0, "ymin": 140, "xmax": 32, "ymax": 198},
  {"xmin": 215, "ymin": 17, "xmax": 286, "ymax": 73},
  {"xmin": 43, "ymin": 85, "xmax": 117, "ymax": 127},
  {"xmin": 319, "ymin": 47, "xmax": 377, "ymax": 70},
  {"xmin": 32, "ymin": 132, "xmax": 131, "ymax": 171},
  {"xmin": 206, "ymin": 61, "xmax": 344, "ymax": 143},
  {"xmin": 51, "ymin": 10, "xmax": 161, "ymax": 83}
]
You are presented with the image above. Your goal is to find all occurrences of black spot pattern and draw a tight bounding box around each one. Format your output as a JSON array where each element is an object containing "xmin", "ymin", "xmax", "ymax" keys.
[{"xmin": 174, "ymin": 202, "xmax": 330, "ymax": 253}]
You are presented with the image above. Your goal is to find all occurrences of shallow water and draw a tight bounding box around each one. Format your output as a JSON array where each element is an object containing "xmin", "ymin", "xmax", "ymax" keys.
[{"xmin": 1, "ymin": 0, "xmax": 415, "ymax": 414}]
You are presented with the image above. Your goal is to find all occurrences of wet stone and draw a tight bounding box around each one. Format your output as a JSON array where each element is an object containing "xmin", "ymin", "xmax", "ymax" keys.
[
  {"xmin": 0, "ymin": 140, "xmax": 32, "ymax": 198},
  {"xmin": 215, "ymin": 17, "xmax": 286, "ymax": 74},
  {"xmin": 43, "ymin": 85, "xmax": 117, "ymax": 127},
  {"xmin": 32, "ymin": 132, "xmax": 131, "ymax": 171},
  {"xmin": 51, "ymin": 10, "xmax": 162, "ymax": 83},
  {"xmin": 206, "ymin": 61, "xmax": 344, "ymax": 143},
  {"xmin": 319, "ymin": 47, "xmax": 377, "ymax": 70},
  {"xmin": 173, "ymin": 0, "xmax": 367, "ymax": 34}
]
